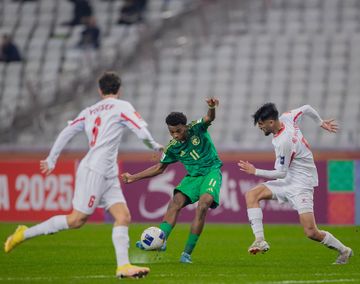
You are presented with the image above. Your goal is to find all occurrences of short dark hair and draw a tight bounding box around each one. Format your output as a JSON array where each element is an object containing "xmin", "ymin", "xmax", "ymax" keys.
[
  {"xmin": 166, "ymin": 112, "xmax": 187, "ymax": 126},
  {"xmin": 252, "ymin": 103, "xmax": 279, "ymax": 125},
  {"xmin": 98, "ymin": 72, "xmax": 121, "ymax": 95}
]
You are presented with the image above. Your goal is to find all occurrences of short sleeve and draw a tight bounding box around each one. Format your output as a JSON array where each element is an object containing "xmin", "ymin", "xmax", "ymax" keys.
[
  {"xmin": 190, "ymin": 118, "xmax": 210, "ymax": 132},
  {"xmin": 160, "ymin": 148, "xmax": 178, "ymax": 164}
]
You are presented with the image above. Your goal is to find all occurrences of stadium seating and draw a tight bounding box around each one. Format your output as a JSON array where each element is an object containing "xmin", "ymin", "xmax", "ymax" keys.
[
  {"xmin": 1, "ymin": 0, "xmax": 359, "ymax": 150},
  {"xmin": 0, "ymin": 0, "xmax": 189, "ymax": 146}
]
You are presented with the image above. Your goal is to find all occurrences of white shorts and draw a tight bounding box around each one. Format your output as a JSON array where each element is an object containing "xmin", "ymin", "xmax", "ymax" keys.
[
  {"xmin": 73, "ymin": 165, "xmax": 126, "ymax": 215},
  {"xmin": 263, "ymin": 179, "xmax": 314, "ymax": 214}
]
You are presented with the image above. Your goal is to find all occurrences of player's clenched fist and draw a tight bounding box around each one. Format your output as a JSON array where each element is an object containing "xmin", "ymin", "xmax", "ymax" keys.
[
  {"xmin": 206, "ymin": 97, "xmax": 219, "ymax": 108},
  {"xmin": 121, "ymin": 173, "xmax": 134, "ymax": 183}
]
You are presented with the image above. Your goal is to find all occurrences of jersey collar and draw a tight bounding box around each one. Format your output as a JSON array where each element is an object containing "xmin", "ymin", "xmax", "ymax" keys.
[{"xmin": 274, "ymin": 122, "xmax": 285, "ymax": 138}]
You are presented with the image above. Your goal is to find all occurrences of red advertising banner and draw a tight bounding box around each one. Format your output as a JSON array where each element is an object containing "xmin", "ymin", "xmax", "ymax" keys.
[
  {"xmin": 121, "ymin": 161, "xmax": 328, "ymax": 224},
  {"xmin": 0, "ymin": 160, "xmax": 328, "ymax": 224},
  {"xmin": 0, "ymin": 161, "xmax": 75, "ymax": 222}
]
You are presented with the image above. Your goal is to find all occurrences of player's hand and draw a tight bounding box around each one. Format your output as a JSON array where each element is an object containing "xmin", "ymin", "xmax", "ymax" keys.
[
  {"xmin": 121, "ymin": 173, "xmax": 134, "ymax": 184},
  {"xmin": 150, "ymin": 144, "xmax": 164, "ymax": 162},
  {"xmin": 321, "ymin": 119, "xmax": 338, "ymax": 133},
  {"xmin": 156, "ymin": 144, "xmax": 164, "ymax": 153},
  {"xmin": 238, "ymin": 160, "xmax": 256, "ymax": 175},
  {"xmin": 206, "ymin": 97, "xmax": 219, "ymax": 108},
  {"xmin": 40, "ymin": 160, "xmax": 53, "ymax": 176}
]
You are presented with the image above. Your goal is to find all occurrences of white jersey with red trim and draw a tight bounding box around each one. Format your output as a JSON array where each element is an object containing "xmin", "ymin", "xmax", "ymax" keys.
[
  {"xmin": 272, "ymin": 106, "xmax": 319, "ymax": 188},
  {"xmin": 46, "ymin": 97, "xmax": 160, "ymax": 178}
]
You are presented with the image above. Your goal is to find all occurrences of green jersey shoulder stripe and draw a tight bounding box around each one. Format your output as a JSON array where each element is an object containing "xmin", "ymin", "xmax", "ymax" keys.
[
  {"xmin": 164, "ymin": 139, "xmax": 178, "ymax": 153},
  {"xmin": 189, "ymin": 118, "xmax": 202, "ymax": 128}
]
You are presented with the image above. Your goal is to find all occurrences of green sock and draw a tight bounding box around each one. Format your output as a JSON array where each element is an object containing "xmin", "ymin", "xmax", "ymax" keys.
[
  {"xmin": 159, "ymin": 222, "xmax": 173, "ymax": 239},
  {"xmin": 184, "ymin": 233, "xmax": 200, "ymax": 255}
]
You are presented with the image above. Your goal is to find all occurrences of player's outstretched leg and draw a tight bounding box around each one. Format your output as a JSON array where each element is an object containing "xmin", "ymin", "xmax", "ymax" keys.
[
  {"xmin": 116, "ymin": 264, "xmax": 150, "ymax": 279},
  {"xmin": 334, "ymin": 247, "xmax": 353, "ymax": 265},
  {"xmin": 4, "ymin": 225, "xmax": 28, "ymax": 253},
  {"xmin": 136, "ymin": 193, "xmax": 185, "ymax": 252},
  {"xmin": 136, "ymin": 221, "xmax": 172, "ymax": 251},
  {"xmin": 248, "ymin": 240, "xmax": 270, "ymax": 255}
]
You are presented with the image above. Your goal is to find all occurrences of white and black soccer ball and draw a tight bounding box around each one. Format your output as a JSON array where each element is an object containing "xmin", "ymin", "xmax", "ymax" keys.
[{"xmin": 140, "ymin": 227, "xmax": 165, "ymax": 250}]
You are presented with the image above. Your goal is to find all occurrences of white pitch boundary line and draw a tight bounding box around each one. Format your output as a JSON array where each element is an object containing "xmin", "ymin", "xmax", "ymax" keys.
[
  {"xmin": 0, "ymin": 275, "xmax": 114, "ymax": 281},
  {"xmin": 257, "ymin": 279, "xmax": 358, "ymax": 284},
  {"xmin": 1, "ymin": 276, "xmax": 359, "ymax": 283}
]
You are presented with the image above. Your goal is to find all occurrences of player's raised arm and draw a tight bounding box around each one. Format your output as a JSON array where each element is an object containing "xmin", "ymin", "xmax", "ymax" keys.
[
  {"xmin": 121, "ymin": 162, "xmax": 168, "ymax": 183},
  {"xmin": 291, "ymin": 105, "xmax": 338, "ymax": 133},
  {"xmin": 203, "ymin": 98, "xmax": 219, "ymax": 124}
]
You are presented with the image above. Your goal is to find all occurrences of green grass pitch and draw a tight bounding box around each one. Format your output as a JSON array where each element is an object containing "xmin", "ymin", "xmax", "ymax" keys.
[{"xmin": 0, "ymin": 223, "xmax": 359, "ymax": 283}]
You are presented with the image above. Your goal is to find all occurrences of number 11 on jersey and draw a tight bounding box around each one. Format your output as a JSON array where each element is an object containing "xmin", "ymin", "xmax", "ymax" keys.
[{"xmin": 190, "ymin": 149, "xmax": 200, "ymax": 160}]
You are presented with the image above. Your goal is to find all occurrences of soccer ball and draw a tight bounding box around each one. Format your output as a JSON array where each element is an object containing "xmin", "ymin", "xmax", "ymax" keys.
[{"xmin": 140, "ymin": 227, "xmax": 165, "ymax": 250}]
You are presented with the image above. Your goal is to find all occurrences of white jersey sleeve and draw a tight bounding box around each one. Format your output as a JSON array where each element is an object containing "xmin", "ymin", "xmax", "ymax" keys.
[
  {"xmin": 289, "ymin": 105, "xmax": 323, "ymax": 126},
  {"xmin": 120, "ymin": 102, "xmax": 162, "ymax": 151},
  {"xmin": 46, "ymin": 110, "xmax": 86, "ymax": 170},
  {"xmin": 255, "ymin": 136, "xmax": 292, "ymax": 179}
]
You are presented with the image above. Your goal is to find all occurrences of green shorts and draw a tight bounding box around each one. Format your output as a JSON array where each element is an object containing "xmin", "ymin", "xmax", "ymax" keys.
[{"xmin": 175, "ymin": 168, "xmax": 222, "ymax": 209}]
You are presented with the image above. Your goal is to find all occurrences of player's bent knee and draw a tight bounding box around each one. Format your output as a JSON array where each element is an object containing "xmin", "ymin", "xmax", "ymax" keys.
[
  {"xmin": 197, "ymin": 202, "xmax": 209, "ymax": 213},
  {"xmin": 114, "ymin": 212, "xmax": 131, "ymax": 226},
  {"xmin": 66, "ymin": 210, "xmax": 89, "ymax": 229},
  {"xmin": 245, "ymin": 190, "xmax": 258, "ymax": 205},
  {"xmin": 170, "ymin": 198, "xmax": 185, "ymax": 211},
  {"xmin": 68, "ymin": 216, "xmax": 88, "ymax": 229}
]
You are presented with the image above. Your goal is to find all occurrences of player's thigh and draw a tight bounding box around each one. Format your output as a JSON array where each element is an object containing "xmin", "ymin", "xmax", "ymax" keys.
[
  {"xmin": 247, "ymin": 182, "xmax": 274, "ymax": 201},
  {"xmin": 199, "ymin": 169, "xmax": 222, "ymax": 209},
  {"xmin": 260, "ymin": 180, "xmax": 289, "ymax": 202},
  {"xmin": 290, "ymin": 189, "xmax": 314, "ymax": 215},
  {"xmin": 175, "ymin": 175, "xmax": 202, "ymax": 205},
  {"xmin": 73, "ymin": 167, "xmax": 106, "ymax": 215},
  {"xmin": 101, "ymin": 177, "xmax": 127, "ymax": 211}
]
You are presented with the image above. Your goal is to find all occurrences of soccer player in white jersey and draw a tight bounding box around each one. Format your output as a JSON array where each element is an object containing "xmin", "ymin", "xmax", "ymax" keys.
[
  {"xmin": 238, "ymin": 103, "xmax": 353, "ymax": 264},
  {"xmin": 4, "ymin": 72, "xmax": 163, "ymax": 278}
]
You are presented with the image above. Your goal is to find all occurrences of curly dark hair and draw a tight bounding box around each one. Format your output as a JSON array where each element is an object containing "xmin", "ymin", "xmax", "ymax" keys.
[
  {"xmin": 165, "ymin": 112, "xmax": 187, "ymax": 126},
  {"xmin": 98, "ymin": 71, "xmax": 122, "ymax": 95},
  {"xmin": 252, "ymin": 103, "xmax": 279, "ymax": 125}
]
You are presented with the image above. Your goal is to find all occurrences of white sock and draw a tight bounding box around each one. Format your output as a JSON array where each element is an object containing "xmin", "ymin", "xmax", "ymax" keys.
[
  {"xmin": 247, "ymin": 208, "xmax": 264, "ymax": 240},
  {"xmin": 112, "ymin": 226, "xmax": 130, "ymax": 267},
  {"xmin": 321, "ymin": 231, "xmax": 347, "ymax": 253},
  {"xmin": 24, "ymin": 215, "xmax": 69, "ymax": 239}
]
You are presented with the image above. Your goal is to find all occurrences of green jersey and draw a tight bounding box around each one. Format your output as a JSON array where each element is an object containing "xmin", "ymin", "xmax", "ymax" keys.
[{"xmin": 160, "ymin": 118, "xmax": 222, "ymax": 176}]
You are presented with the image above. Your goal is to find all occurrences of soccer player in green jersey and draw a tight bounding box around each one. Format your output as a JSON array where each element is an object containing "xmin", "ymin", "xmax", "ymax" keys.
[{"xmin": 121, "ymin": 98, "xmax": 222, "ymax": 264}]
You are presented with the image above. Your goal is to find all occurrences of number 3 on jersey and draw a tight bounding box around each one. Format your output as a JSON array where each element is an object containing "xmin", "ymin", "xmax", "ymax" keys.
[{"xmin": 90, "ymin": 116, "xmax": 101, "ymax": 147}]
